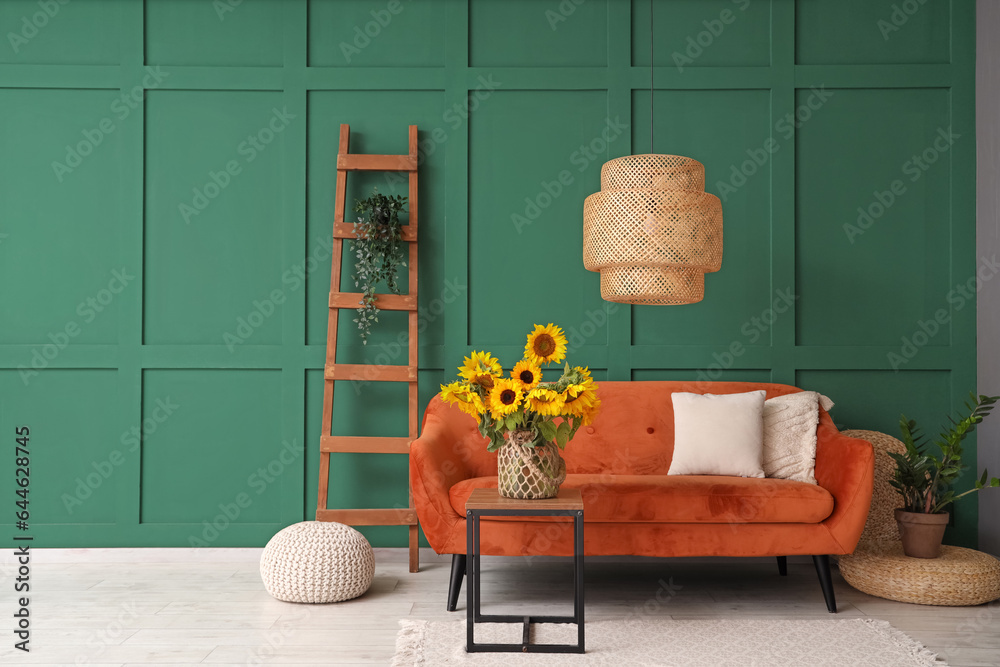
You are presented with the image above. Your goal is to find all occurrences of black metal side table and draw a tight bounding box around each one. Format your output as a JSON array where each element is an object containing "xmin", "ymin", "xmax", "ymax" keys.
[{"xmin": 465, "ymin": 488, "xmax": 584, "ymax": 654}]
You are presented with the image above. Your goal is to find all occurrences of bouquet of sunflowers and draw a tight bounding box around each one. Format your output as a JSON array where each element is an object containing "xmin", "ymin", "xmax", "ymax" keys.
[{"xmin": 439, "ymin": 323, "xmax": 600, "ymax": 452}]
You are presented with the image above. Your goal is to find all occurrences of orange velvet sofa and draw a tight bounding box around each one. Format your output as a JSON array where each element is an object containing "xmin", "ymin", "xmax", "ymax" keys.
[{"xmin": 410, "ymin": 381, "xmax": 875, "ymax": 613}]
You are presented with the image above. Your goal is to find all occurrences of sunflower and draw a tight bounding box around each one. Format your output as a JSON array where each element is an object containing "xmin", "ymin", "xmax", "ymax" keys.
[
  {"xmin": 524, "ymin": 323, "xmax": 568, "ymax": 366},
  {"xmin": 578, "ymin": 396, "xmax": 601, "ymax": 426},
  {"xmin": 563, "ymin": 371, "xmax": 599, "ymax": 421},
  {"xmin": 511, "ymin": 360, "xmax": 542, "ymax": 392},
  {"xmin": 563, "ymin": 366, "xmax": 594, "ymax": 397},
  {"xmin": 526, "ymin": 387, "xmax": 566, "ymax": 416},
  {"xmin": 471, "ymin": 373, "xmax": 495, "ymax": 391},
  {"xmin": 458, "ymin": 350, "xmax": 502, "ymax": 381},
  {"xmin": 439, "ymin": 381, "xmax": 485, "ymax": 418},
  {"xmin": 488, "ymin": 378, "xmax": 523, "ymax": 420}
]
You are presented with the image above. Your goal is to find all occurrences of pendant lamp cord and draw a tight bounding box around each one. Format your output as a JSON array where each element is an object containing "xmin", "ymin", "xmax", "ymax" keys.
[{"xmin": 650, "ymin": 0, "xmax": 654, "ymax": 154}]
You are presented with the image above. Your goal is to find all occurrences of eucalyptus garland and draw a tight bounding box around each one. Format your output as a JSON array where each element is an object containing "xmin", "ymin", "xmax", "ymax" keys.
[{"xmin": 351, "ymin": 189, "xmax": 407, "ymax": 345}]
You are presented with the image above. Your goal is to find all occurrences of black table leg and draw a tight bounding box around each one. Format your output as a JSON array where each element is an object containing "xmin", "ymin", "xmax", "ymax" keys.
[
  {"xmin": 465, "ymin": 507, "xmax": 584, "ymax": 653},
  {"xmin": 575, "ymin": 510, "xmax": 585, "ymax": 652},
  {"xmin": 466, "ymin": 510, "xmax": 474, "ymax": 649},
  {"xmin": 473, "ymin": 513, "xmax": 481, "ymax": 622}
]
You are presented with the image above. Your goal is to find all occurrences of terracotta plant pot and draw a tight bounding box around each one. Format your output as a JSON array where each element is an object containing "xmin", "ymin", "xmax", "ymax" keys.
[{"xmin": 894, "ymin": 509, "xmax": 949, "ymax": 559}]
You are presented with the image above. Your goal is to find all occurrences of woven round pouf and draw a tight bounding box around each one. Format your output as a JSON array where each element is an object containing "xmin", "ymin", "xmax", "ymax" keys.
[
  {"xmin": 260, "ymin": 521, "xmax": 375, "ymax": 603},
  {"xmin": 840, "ymin": 544, "xmax": 1000, "ymax": 606},
  {"xmin": 841, "ymin": 429, "xmax": 906, "ymax": 551}
]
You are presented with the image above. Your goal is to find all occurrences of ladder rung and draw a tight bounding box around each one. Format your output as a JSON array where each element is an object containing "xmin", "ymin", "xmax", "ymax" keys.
[
  {"xmin": 316, "ymin": 508, "xmax": 417, "ymax": 525},
  {"xmin": 325, "ymin": 364, "xmax": 417, "ymax": 382},
  {"xmin": 330, "ymin": 292, "xmax": 417, "ymax": 311},
  {"xmin": 337, "ymin": 154, "xmax": 417, "ymax": 172},
  {"xmin": 321, "ymin": 435, "xmax": 411, "ymax": 454},
  {"xmin": 334, "ymin": 223, "xmax": 417, "ymax": 242}
]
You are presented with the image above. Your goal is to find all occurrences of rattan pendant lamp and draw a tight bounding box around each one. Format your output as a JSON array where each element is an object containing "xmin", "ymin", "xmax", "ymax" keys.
[{"xmin": 583, "ymin": 4, "xmax": 722, "ymax": 305}]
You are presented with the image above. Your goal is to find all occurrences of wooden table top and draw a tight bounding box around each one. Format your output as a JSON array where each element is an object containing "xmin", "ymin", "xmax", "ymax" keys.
[{"xmin": 465, "ymin": 488, "xmax": 583, "ymax": 511}]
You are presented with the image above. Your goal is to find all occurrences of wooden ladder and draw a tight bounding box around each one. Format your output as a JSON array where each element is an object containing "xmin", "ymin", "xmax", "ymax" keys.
[{"xmin": 317, "ymin": 124, "xmax": 420, "ymax": 573}]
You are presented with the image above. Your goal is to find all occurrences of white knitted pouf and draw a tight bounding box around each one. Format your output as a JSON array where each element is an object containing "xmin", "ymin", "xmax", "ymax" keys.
[{"xmin": 260, "ymin": 521, "xmax": 375, "ymax": 603}]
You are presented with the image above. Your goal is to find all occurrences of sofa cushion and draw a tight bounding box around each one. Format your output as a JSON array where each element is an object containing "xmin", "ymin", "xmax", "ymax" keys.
[
  {"xmin": 449, "ymin": 474, "xmax": 835, "ymax": 524},
  {"xmin": 762, "ymin": 391, "xmax": 832, "ymax": 484},
  {"xmin": 668, "ymin": 390, "xmax": 767, "ymax": 478}
]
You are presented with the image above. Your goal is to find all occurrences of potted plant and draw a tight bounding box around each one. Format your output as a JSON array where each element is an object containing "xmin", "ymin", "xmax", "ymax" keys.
[
  {"xmin": 889, "ymin": 393, "xmax": 1000, "ymax": 558},
  {"xmin": 438, "ymin": 323, "xmax": 601, "ymax": 499},
  {"xmin": 350, "ymin": 188, "xmax": 407, "ymax": 345}
]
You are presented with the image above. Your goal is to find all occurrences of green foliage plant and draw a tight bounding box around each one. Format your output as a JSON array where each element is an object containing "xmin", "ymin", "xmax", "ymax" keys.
[
  {"xmin": 350, "ymin": 188, "xmax": 407, "ymax": 344},
  {"xmin": 890, "ymin": 393, "xmax": 1000, "ymax": 514}
]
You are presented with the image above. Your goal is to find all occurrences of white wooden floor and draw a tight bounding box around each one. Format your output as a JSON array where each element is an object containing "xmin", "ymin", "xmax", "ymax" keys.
[{"xmin": 1, "ymin": 548, "xmax": 998, "ymax": 666}]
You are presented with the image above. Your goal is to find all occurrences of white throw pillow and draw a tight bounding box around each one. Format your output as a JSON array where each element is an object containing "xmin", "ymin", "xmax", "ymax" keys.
[
  {"xmin": 668, "ymin": 390, "xmax": 766, "ymax": 478},
  {"xmin": 761, "ymin": 391, "xmax": 835, "ymax": 484}
]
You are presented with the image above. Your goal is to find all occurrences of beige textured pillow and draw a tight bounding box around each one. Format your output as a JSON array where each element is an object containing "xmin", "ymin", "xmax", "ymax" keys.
[
  {"xmin": 761, "ymin": 391, "xmax": 834, "ymax": 484},
  {"xmin": 668, "ymin": 390, "xmax": 766, "ymax": 478}
]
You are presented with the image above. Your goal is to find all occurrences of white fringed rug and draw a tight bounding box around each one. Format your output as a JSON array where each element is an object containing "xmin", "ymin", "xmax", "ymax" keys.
[{"xmin": 392, "ymin": 618, "xmax": 947, "ymax": 666}]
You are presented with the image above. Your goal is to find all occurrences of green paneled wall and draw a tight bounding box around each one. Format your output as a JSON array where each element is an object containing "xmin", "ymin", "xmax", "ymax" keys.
[{"xmin": 0, "ymin": 0, "xmax": 978, "ymax": 548}]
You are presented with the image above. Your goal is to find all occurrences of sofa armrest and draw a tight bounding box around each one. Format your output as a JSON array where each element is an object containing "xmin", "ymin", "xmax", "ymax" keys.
[
  {"xmin": 814, "ymin": 410, "xmax": 875, "ymax": 554},
  {"xmin": 410, "ymin": 399, "xmax": 479, "ymax": 553}
]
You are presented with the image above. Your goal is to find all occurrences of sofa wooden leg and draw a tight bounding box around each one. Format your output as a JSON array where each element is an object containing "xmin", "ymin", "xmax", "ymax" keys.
[
  {"xmin": 812, "ymin": 555, "xmax": 837, "ymax": 613},
  {"xmin": 447, "ymin": 554, "xmax": 466, "ymax": 612},
  {"xmin": 776, "ymin": 556, "xmax": 787, "ymax": 576}
]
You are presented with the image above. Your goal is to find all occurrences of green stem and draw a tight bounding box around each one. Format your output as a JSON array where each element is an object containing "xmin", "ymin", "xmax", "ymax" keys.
[{"xmin": 933, "ymin": 487, "xmax": 980, "ymax": 513}]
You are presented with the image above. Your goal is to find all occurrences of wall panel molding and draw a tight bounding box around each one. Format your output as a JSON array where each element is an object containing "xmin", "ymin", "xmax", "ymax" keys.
[{"xmin": 0, "ymin": 0, "xmax": 977, "ymax": 548}]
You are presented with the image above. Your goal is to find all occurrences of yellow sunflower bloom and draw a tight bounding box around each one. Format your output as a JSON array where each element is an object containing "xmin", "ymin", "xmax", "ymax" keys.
[
  {"xmin": 563, "ymin": 374, "xmax": 599, "ymax": 420},
  {"xmin": 579, "ymin": 396, "xmax": 601, "ymax": 426},
  {"xmin": 471, "ymin": 373, "xmax": 496, "ymax": 391},
  {"xmin": 524, "ymin": 323, "xmax": 568, "ymax": 366},
  {"xmin": 439, "ymin": 381, "xmax": 463, "ymax": 403},
  {"xmin": 458, "ymin": 395, "xmax": 486, "ymax": 418},
  {"xmin": 526, "ymin": 387, "xmax": 566, "ymax": 416},
  {"xmin": 458, "ymin": 350, "xmax": 502, "ymax": 381},
  {"xmin": 439, "ymin": 381, "xmax": 485, "ymax": 418},
  {"xmin": 488, "ymin": 378, "xmax": 523, "ymax": 420},
  {"xmin": 511, "ymin": 360, "xmax": 542, "ymax": 392}
]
